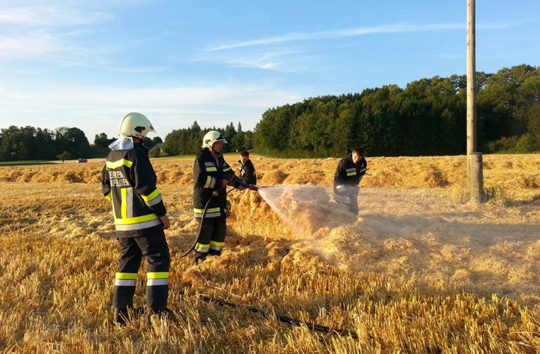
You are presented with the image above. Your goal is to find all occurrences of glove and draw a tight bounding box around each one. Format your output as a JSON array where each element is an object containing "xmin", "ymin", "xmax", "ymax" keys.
[{"xmin": 224, "ymin": 200, "xmax": 232, "ymax": 217}]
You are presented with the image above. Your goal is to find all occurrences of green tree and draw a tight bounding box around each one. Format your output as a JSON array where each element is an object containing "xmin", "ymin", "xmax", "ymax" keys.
[
  {"xmin": 94, "ymin": 133, "xmax": 114, "ymax": 148},
  {"xmin": 56, "ymin": 127, "xmax": 89, "ymax": 158},
  {"xmin": 56, "ymin": 151, "xmax": 71, "ymax": 163},
  {"xmin": 0, "ymin": 126, "xmax": 36, "ymax": 161}
]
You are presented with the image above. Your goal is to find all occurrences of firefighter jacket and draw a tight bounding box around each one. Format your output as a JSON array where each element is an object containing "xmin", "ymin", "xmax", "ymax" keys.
[
  {"xmin": 333, "ymin": 154, "xmax": 367, "ymax": 201},
  {"xmin": 239, "ymin": 159, "xmax": 257, "ymax": 185},
  {"xmin": 193, "ymin": 148, "xmax": 235, "ymax": 219},
  {"xmin": 101, "ymin": 144, "xmax": 166, "ymax": 237}
]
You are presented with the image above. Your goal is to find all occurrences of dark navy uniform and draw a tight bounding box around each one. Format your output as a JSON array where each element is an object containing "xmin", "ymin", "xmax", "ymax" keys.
[
  {"xmin": 239, "ymin": 159, "xmax": 257, "ymax": 185},
  {"xmin": 102, "ymin": 143, "xmax": 170, "ymax": 311},
  {"xmin": 193, "ymin": 148, "xmax": 236, "ymax": 261},
  {"xmin": 333, "ymin": 154, "xmax": 367, "ymax": 214}
]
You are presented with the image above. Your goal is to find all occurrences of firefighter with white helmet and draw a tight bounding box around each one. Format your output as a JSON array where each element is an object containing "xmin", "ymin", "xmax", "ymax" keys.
[
  {"xmin": 118, "ymin": 112, "xmax": 155, "ymax": 139},
  {"xmin": 102, "ymin": 112, "xmax": 176, "ymax": 325},
  {"xmin": 201, "ymin": 130, "xmax": 227, "ymax": 149},
  {"xmin": 192, "ymin": 130, "xmax": 240, "ymax": 263}
]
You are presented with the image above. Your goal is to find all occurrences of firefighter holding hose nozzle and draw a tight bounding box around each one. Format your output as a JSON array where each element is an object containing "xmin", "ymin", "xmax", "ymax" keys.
[
  {"xmin": 192, "ymin": 131, "xmax": 256, "ymax": 264},
  {"xmin": 333, "ymin": 147, "xmax": 367, "ymax": 215}
]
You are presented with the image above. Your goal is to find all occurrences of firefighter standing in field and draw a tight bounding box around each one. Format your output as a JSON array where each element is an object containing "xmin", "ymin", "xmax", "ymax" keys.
[
  {"xmin": 238, "ymin": 150, "xmax": 257, "ymax": 186},
  {"xmin": 101, "ymin": 112, "xmax": 175, "ymax": 325},
  {"xmin": 333, "ymin": 147, "xmax": 367, "ymax": 215},
  {"xmin": 193, "ymin": 131, "xmax": 243, "ymax": 264}
]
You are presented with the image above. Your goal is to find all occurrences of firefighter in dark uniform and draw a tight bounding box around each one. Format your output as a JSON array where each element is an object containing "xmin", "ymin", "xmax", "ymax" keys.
[
  {"xmin": 238, "ymin": 150, "xmax": 257, "ymax": 186},
  {"xmin": 333, "ymin": 147, "xmax": 367, "ymax": 215},
  {"xmin": 101, "ymin": 112, "xmax": 175, "ymax": 325},
  {"xmin": 193, "ymin": 131, "xmax": 243, "ymax": 263}
]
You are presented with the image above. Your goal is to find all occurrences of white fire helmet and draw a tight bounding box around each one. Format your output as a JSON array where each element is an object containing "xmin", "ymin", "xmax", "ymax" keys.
[
  {"xmin": 118, "ymin": 112, "xmax": 155, "ymax": 139},
  {"xmin": 202, "ymin": 130, "xmax": 227, "ymax": 149}
]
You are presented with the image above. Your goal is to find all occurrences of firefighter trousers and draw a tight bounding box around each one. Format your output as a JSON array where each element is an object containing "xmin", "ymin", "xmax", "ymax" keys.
[
  {"xmin": 113, "ymin": 229, "xmax": 171, "ymax": 310},
  {"xmin": 194, "ymin": 217, "xmax": 226, "ymax": 261}
]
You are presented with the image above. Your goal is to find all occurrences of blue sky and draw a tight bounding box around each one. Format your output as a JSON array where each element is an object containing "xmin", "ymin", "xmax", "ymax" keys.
[{"xmin": 1, "ymin": 0, "xmax": 539, "ymax": 142}]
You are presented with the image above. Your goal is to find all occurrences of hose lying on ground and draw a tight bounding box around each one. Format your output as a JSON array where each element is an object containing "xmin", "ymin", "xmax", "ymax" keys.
[{"xmin": 199, "ymin": 294, "xmax": 359, "ymax": 339}]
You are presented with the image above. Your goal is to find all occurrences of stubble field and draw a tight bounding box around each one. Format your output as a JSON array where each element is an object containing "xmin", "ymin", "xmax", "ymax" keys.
[{"xmin": 1, "ymin": 154, "xmax": 540, "ymax": 353}]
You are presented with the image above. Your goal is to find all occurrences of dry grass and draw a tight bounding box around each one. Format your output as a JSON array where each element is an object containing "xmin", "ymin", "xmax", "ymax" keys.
[{"xmin": 1, "ymin": 154, "xmax": 540, "ymax": 353}]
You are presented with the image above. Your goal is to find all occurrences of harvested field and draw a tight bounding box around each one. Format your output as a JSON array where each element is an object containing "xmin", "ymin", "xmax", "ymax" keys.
[{"xmin": 1, "ymin": 154, "xmax": 540, "ymax": 353}]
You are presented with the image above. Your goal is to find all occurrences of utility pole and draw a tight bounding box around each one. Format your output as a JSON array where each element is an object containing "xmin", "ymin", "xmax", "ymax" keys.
[{"xmin": 467, "ymin": 0, "xmax": 484, "ymax": 203}]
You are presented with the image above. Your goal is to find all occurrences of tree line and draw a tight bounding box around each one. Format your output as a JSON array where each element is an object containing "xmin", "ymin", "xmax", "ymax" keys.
[
  {"xmin": 161, "ymin": 121, "xmax": 253, "ymax": 156},
  {"xmin": 253, "ymin": 64, "xmax": 540, "ymax": 157},
  {"xmin": 0, "ymin": 121, "xmax": 251, "ymax": 161},
  {"xmin": 0, "ymin": 126, "xmax": 90, "ymax": 162}
]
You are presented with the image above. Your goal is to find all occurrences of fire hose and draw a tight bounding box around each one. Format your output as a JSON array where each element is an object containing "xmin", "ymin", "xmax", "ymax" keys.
[
  {"xmin": 180, "ymin": 178, "xmax": 258, "ymax": 258},
  {"xmin": 199, "ymin": 294, "xmax": 359, "ymax": 339}
]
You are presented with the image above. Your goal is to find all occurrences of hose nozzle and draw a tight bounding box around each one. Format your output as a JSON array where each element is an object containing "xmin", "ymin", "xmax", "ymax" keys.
[{"xmin": 234, "ymin": 177, "xmax": 258, "ymax": 192}]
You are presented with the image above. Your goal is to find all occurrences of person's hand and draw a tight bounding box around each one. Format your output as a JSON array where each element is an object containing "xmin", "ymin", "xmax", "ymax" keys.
[
  {"xmin": 160, "ymin": 215, "xmax": 170, "ymax": 230},
  {"xmin": 221, "ymin": 179, "xmax": 228, "ymax": 189}
]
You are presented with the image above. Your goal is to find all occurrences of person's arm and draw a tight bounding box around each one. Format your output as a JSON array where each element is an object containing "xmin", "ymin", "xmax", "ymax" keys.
[
  {"xmin": 357, "ymin": 158, "xmax": 367, "ymax": 183},
  {"xmin": 101, "ymin": 163, "xmax": 112, "ymax": 201},
  {"xmin": 334, "ymin": 158, "xmax": 348, "ymax": 185},
  {"xmin": 131, "ymin": 149, "xmax": 167, "ymax": 218},
  {"xmin": 222, "ymin": 159, "xmax": 237, "ymax": 186}
]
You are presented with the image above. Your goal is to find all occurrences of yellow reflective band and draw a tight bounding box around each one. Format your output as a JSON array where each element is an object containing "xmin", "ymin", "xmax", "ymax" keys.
[
  {"xmin": 358, "ymin": 168, "xmax": 367, "ymax": 173},
  {"xmin": 114, "ymin": 213, "xmax": 158, "ymax": 225},
  {"xmin": 206, "ymin": 167, "xmax": 217, "ymax": 172},
  {"xmin": 196, "ymin": 243, "xmax": 210, "ymax": 249},
  {"xmin": 194, "ymin": 207, "xmax": 221, "ymax": 214},
  {"xmin": 147, "ymin": 272, "xmax": 169, "ymax": 279},
  {"xmin": 223, "ymin": 167, "xmax": 231, "ymax": 172},
  {"xmin": 204, "ymin": 176, "xmax": 212, "ymax": 188},
  {"xmin": 210, "ymin": 241, "xmax": 224, "ymax": 247},
  {"xmin": 105, "ymin": 193, "xmax": 112, "ymax": 201},
  {"xmin": 347, "ymin": 172, "xmax": 357, "ymax": 176},
  {"xmin": 141, "ymin": 188, "xmax": 161, "ymax": 201},
  {"xmin": 116, "ymin": 273, "xmax": 138, "ymax": 280},
  {"xmin": 106, "ymin": 159, "xmax": 133, "ymax": 169},
  {"xmin": 121, "ymin": 188, "xmax": 128, "ymax": 219}
]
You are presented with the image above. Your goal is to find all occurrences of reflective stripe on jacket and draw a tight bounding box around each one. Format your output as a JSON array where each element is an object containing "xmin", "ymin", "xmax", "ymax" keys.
[
  {"xmin": 193, "ymin": 148, "xmax": 235, "ymax": 218},
  {"xmin": 333, "ymin": 154, "xmax": 367, "ymax": 194},
  {"xmin": 102, "ymin": 144, "xmax": 166, "ymax": 235}
]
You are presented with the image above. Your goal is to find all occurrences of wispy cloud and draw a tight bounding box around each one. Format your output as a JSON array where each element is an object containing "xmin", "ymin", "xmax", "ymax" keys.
[
  {"xmin": 0, "ymin": 82, "xmax": 304, "ymax": 137},
  {"xmin": 0, "ymin": 5, "xmax": 111, "ymax": 27},
  {"xmin": 0, "ymin": 82, "xmax": 304, "ymax": 115},
  {"xmin": 196, "ymin": 48, "xmax": 306, "ymax": 72},
  {"xmin": 0, "ymin": 4, "xmax": 113, "ymax": 63},
  {"xmin": 209, "ymin": 23, "xmax": 466, "ymax": 51},
  {"xmin": 0, "ymin": 4, "xmax": 156, "ymax": 71},
  {"xmin": 0, "ymin": 31, "xmax": 64, "ymax": 61}
]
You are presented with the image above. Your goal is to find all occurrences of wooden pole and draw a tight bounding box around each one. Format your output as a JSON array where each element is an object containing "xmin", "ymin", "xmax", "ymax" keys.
[{"xmin": 467, "ymin": 0, "xmax": 483, "ymax": 202}]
